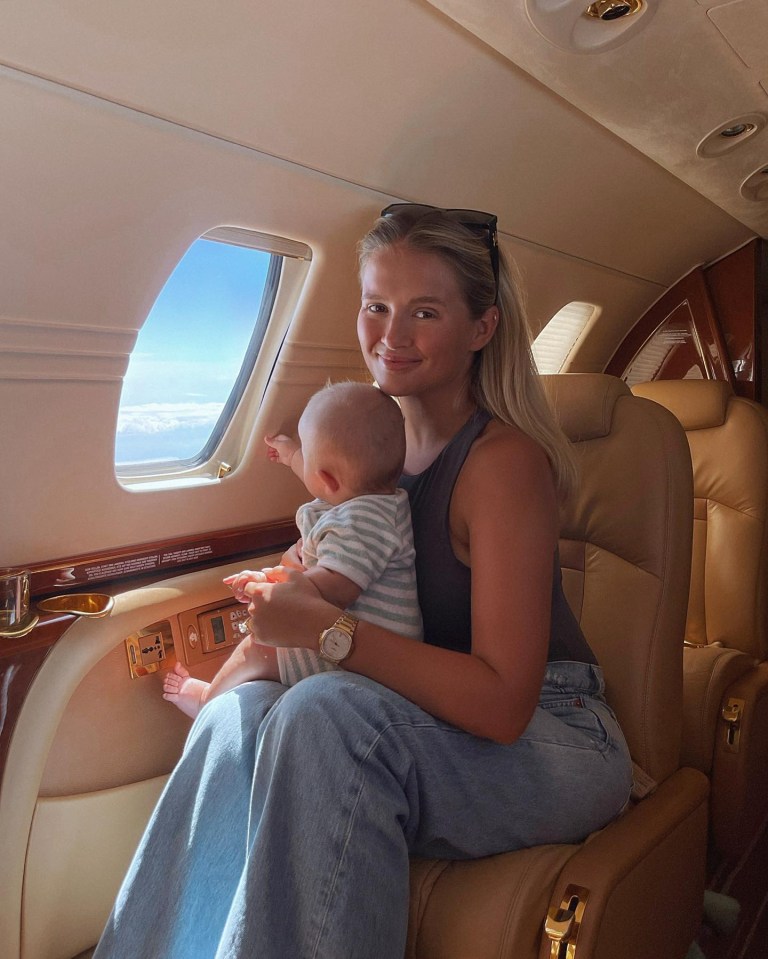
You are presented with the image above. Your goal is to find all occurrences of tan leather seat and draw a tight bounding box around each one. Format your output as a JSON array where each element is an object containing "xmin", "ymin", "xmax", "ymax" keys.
[
  {"xmin": 407, "ymin": 373, "xmax": 708, "ymax": 959},
  {"xmin": 632, "ymin": 379, "xmax": 768, "ymax": 861}
]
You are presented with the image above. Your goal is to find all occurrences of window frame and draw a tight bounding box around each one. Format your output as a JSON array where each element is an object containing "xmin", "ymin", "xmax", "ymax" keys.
[{"xmin": 116, "ymin": 226, "xmax": 311, "ymax": 488}]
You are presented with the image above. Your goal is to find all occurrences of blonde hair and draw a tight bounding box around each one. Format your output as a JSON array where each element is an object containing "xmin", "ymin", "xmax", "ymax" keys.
[
  {"xmin": 358, "ymin": 209, "xmax": 577, "ymax": 500},
  {"xmin": 302, "ymin": 382, "xmax": 406, "ymax": 494}
]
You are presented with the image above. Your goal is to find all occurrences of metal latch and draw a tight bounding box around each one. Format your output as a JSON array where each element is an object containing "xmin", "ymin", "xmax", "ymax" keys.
[
  {"xmin": 545, "ymin": 885, "xmax": 589, "ymax": 958},
  {"xmin": 722, "ymin": 697, "xmax": 745, "ymax": 752}
]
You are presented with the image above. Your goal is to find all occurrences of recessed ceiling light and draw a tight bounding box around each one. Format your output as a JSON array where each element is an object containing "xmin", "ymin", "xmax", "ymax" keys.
[
  {"xmin": 585, "ymin": 0, "xmax": 644, "ymax": 20},
  {"xmin": 527, "ymin": 0, "xmax": 655, "ymax": 53}
]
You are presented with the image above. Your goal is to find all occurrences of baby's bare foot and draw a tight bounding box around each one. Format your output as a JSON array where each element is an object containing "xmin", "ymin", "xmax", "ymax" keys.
[{"xmin": 162, "ymin": 661, "xmax": 209, "ymax": 719}]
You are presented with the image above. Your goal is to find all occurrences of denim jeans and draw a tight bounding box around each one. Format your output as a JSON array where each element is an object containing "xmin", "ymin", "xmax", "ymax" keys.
[{"xmin": 94, "ymin": 662, "xmax": 632, "ymax": 959}]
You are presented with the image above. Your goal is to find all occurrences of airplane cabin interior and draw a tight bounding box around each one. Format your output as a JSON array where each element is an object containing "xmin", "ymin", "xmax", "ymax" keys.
[{"xmin": 1, "ymin": 1, "xmax": 768, "ymax": 957}]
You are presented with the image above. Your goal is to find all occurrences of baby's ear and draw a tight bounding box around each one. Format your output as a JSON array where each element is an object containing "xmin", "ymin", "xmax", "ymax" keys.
[{"xmin": 318, "ymin": 469, "xmax": 340, "ymax": 495}]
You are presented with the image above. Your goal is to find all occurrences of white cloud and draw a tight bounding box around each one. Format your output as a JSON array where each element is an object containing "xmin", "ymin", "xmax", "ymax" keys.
[{"xmin": 117, "ymin": 402, "xmax": 224, "ymax": 435}]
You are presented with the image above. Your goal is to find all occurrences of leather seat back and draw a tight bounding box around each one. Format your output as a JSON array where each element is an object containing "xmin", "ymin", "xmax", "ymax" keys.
[
  {"xmin": 543, "ymin": 374, "xmax": 693, "ymax": 783},
  {"xmin": 632, "ymin": 380, "xmax": 768, "ymax": 661}
]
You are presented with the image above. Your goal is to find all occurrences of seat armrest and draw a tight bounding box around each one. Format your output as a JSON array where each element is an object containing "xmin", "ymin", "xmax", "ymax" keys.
[
  {"xmin": 682, "ymin": 645, "xmax": 754, "ymax": 773},
  {"xmin": 540, "ymin": 767, "xmax": 709, "ymax": 959}
]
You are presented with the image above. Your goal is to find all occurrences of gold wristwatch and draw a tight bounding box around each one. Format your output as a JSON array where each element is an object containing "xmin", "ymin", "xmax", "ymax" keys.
[{"xmin": 318, "ymin": 612, "xmax": 358, "ymax": 665}]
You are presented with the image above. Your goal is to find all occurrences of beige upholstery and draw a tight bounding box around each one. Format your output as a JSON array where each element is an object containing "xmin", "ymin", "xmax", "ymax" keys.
[
  {"xmin": 632, "ymin": 379, "xmax": 768, "ymax": 860},
  {"xmin": 407, "ymin": 374, "xmax": 708, "ymax": 959}
]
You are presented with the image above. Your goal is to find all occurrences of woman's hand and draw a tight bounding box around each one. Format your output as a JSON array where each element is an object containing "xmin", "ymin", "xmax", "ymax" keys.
[{"xmin": 243, "ymin": 567, "xmax": 336, "ymax": 649}]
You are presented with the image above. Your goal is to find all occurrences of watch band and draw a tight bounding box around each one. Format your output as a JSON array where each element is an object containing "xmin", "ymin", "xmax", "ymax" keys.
[{"xmin": 333, "ymin": 612, "xmax": 359, "ymax": 637}]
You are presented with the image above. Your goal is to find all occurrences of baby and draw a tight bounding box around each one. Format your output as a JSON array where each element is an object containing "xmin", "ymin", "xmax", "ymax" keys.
[{"xmin": 163, "ymin": 381, "xmax": 422, "ymax": 717}]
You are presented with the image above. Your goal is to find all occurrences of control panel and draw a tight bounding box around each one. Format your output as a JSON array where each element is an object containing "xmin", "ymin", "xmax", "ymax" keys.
[
  {"xmin": 178, "ymin": 600, "xmax": 250, "ymax": 668},
  {"xmin": 124, "ymin": 599, "xmax": 250, "ymax": 678}
]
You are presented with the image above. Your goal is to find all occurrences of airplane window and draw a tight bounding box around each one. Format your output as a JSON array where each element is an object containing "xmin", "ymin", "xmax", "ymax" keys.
[
  {"xmin": 115, "ymin": 228, "xmax": 303, "ymax": 477},
  {"xmin": 531, "ymin": 302, "xmax": 596, "ymax": 374},
  {"xmin": 622, "ymin": 307, "xmax": 710, "ymax": 387}
]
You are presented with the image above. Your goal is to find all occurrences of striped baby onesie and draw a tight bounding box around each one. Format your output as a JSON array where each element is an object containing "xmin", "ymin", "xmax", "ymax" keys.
[{"xmin": 277, "ymin": 489, "xmax": 423, "ymax": 686}]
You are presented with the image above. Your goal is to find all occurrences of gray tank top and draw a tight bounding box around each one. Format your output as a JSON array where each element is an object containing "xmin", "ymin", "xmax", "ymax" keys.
[{"xmin": 399, "ymin": 410, "xmax": 597, "ymax": 664}]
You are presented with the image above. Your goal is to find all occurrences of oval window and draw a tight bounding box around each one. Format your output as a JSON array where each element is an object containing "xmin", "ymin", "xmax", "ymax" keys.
[{"xmin": 115, "ymin": 231, "xmax": 282, "ymax": 473}]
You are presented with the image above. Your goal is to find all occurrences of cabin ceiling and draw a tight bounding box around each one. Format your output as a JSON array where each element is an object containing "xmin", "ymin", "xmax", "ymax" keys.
[
  {"xmin": 426, "ymin": 0, "xmax": 768, "ymax": 239},
  {"xmin": 0, "ymin": 0, "xmax": 756, "ymax": 287}
]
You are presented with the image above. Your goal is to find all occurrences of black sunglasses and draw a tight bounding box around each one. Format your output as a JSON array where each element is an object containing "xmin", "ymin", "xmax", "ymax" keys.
[{"xmin": 379, "ymin": 202, "xmax": 499, "ymax": 298}]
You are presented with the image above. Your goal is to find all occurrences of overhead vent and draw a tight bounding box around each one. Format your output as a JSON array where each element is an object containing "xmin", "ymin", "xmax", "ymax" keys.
[
  {"xmin": 525, "ymin": 0, "xmax": 655, "ymax": 53},
  {"xmin": 696, "ymin": 114, "xmax": 765, "ymax": 158}
]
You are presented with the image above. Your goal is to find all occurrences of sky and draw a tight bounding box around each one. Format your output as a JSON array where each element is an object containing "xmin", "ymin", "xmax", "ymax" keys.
[{"xmin": 115, "ymin": 238, "xmax": 271, "ymax": 465}]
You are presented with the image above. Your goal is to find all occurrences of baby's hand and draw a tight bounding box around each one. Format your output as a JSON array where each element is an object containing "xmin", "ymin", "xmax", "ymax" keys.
[
  {"xmin": 265, "ymin": 433, "xmax": 299, "ymax": 467},
  {"xmin": 223, "ymin": 570, "xmax": 268, "ymax": 603},
  {"xmin": 242, "ymin": 566, "xmax": 291, "ymax": 598}
]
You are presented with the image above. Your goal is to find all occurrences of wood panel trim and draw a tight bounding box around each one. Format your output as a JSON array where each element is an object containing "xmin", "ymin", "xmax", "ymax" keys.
[
  {"xmin": 605, "ymin": 268, "xmax": 735, "ymax": 385},
  {"xmin": 14, "ymin": 520, "xmax": 298, "ymax": 597},
  {"xmin": 0, "ymin": 615, "xmax": 73, "ymax": 785},
  {"xmin": 704, "ymin": 240, "xmax": 760, "ymax": 401}
]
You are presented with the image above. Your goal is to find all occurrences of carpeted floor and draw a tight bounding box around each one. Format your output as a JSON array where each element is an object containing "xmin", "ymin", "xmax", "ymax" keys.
[{"xmin": 696, "ymin": 814, "xmax": 768, "ymax": 959}]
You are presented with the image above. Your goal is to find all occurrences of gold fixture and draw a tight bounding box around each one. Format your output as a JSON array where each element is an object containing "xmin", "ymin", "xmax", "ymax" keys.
[
  {"xmin": 585, "ymin": 0, "xmax": 643, "ymax": 21},
  {"xmin": 722, "ymin": 697, "xmax": 745, "ymax": 752},
  {"xmin": 36, "ymin": 593, "xmax": 114, "ymax": 617},
  {"xmin": 545, "ymin": 885, "xmax": 590, "ymax": 957},
  {"xmin": 217, "ymin": 462, "xmax": 233, "ymax": 478},
  {"xmin": 0, "ymin": 611, "xmax": 39, "ymax": 639}
]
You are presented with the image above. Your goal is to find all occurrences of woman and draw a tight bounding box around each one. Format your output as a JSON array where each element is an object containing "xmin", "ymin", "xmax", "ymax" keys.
[{"xmin": 94, "ymin": 204, "xmax": 632, "ymax": 959}]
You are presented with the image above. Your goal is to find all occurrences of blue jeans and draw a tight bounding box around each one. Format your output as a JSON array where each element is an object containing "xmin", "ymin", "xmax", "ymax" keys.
[{"xmin": 94, "ymin": 662, "xmax": 631, "ymax": 959}]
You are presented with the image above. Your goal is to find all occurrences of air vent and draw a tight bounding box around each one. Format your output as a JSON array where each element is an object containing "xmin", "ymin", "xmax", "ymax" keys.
[{"xmin": 697, "ymin": 114, "xmax": 765, "ymax": 158}]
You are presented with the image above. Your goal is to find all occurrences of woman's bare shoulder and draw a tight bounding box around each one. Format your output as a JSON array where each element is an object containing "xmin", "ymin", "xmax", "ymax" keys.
[
  {"xmin": 466, "ymin": 418, "xmax": 553, "ymax": 486},
  {"xmin": 451, "ymin": 417, "xmax": 558, "ymax": 541}
]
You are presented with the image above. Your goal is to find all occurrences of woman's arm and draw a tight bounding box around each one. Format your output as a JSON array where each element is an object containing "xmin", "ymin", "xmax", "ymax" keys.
[
  {"xmin": 208, "ymin": 564, "xmax": 361, "ymax": 701},
  {"xmin": 245, "ymin": 426, "xmax": 558, "ymax": 743}
]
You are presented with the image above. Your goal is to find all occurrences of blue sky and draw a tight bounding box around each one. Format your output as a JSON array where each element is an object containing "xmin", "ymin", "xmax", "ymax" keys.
[{"xmin": 116, "ymin": 238, "xmax": 271, "ymax": 464}]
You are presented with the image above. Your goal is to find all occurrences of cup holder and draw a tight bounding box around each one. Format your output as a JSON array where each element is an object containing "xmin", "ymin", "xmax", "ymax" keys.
[{"xmin": 36, "ymin": 593, "xmax": 114, "ymax": 618}]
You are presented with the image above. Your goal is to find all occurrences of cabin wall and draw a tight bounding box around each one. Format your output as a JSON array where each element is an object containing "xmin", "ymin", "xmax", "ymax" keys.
[
  {"xmin": 0, "ymin": 0, "xmax": 755, "ymax": 569},
  {"xmin": 0, "ymin": 69, "xmax": 662, "ymax": 568}
]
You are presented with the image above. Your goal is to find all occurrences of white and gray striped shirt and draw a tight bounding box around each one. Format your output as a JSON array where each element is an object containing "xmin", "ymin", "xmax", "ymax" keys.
[{"xmin": 277, "ymin": 490, "xmax": 422, "ymax": 686}]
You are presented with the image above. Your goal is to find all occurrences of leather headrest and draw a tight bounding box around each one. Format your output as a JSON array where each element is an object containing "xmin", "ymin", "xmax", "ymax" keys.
[
  {"xmin": 631, "ymin": 380, "xmax": 733, "ymax": 431},
  {"xmin": 541, "ymin": 373, "xmax": 631, "ymax": 442}
]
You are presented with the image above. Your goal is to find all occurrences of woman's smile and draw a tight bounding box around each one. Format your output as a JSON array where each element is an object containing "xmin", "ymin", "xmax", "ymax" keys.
[{"xmin": 373, "ymin": 349, "xmax": 421, "ymax": 371}]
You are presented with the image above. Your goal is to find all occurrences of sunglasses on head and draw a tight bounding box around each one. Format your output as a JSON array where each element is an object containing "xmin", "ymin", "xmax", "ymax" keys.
[{"xmin": 379, "ymin": 202, "xmax": 499, "ymax": 297}]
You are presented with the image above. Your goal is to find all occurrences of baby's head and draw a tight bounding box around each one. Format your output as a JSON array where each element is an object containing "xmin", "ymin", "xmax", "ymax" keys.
[{"xmin": 299, "ymin": 382, "xmax": 405, "ymax": 501}]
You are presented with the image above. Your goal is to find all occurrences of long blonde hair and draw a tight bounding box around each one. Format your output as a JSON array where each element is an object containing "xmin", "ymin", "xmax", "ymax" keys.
[{"xmin": 358, "ymin": 207, "xmax": 577, "ymax": 500}]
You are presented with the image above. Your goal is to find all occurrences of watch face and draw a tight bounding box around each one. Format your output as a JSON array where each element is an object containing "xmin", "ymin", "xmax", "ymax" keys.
[{"xmin": 322, "ymin": 627, "xmax": 352, "ymax": 661}]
